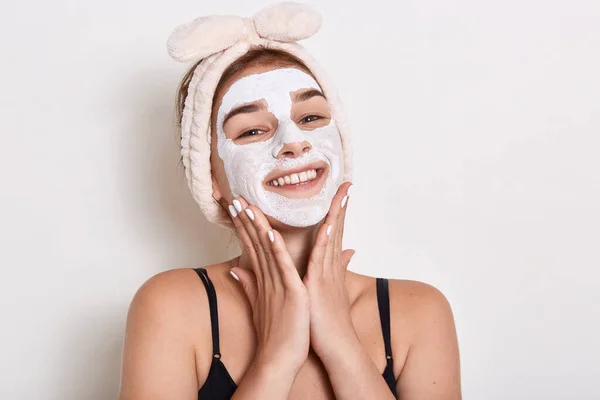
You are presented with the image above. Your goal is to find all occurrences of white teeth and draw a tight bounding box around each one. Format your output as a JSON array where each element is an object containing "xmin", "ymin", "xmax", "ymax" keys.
[{"xmin": 267, "ymin": 169, "xmax": 320, "ymax": 187}]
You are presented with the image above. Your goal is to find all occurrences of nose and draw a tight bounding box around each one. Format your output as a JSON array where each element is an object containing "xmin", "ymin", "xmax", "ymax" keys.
[{"xmin": 276, "ymin": 140, "xmax": 312, "ymax": 159}]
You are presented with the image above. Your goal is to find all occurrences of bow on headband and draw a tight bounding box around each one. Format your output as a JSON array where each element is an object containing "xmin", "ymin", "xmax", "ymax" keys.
[{"xmin": 167, "ymin": 2, "xmax": 322, "ymax": 63}]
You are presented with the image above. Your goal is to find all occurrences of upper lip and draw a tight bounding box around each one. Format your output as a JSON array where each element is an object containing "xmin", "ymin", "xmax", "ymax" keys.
[{"xmin": 264, "ymin": 160, "xmax": 327, "ymax": 183}]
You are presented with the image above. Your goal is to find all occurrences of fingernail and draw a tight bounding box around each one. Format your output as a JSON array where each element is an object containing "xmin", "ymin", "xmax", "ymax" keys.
[
  {"xmin": 233, "ymin": 199, "xmax": 242, "ymax": 213},
  {"xmin": 326, "ymin": 224, "xmax": 332, "ymax": 236},
  {"xmin": 245, "ymin": 208, "xmax": 255, "ymax": 221},
  {"xmin": 347, "ymin": 184, "xmax": 353, "ymax": 197},
  {"xmin": 268, "ymin": 230, "xmax": 274, "ymax": 242},
  {"xmin": 341, "ymin": 195, "xmax": 348, "ymax": 208},
  {"xmin": 229, "ymin": 270, "xmax": 239, "ymax": 281},
  {"xmin": 228, "ymin": 204, "xmax": 238, "ymax": 217}
]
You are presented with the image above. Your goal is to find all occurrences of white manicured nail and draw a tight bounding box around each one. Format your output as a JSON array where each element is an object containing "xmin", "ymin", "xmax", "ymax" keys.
[
  {"xmin": 233, "ymin": 199, "xmax": 242, "ymax": 213},
  {"xmin": 347, "ymin": 184, "xmax": 353, "ymax": 197},
  {"xmin": 268, "ymin": 230, "xmax": 274, "ymax": 242},
  {"xmin": 245, "ymin": 208, "xmax": 255, "ymax": 221},
  {"xmin": 341, "ymin": 195, "xmax": 348, "ymax": 208},
  {"xmin": 229, "ymin": 270, "xmax": 239, "ymax": 281},
  {"xmin": 228, "ymin": 205, "xmax": 238, "ymax": 217},
  {"xmin": 326, "ymin": 224, "xmax": 332, "ymax": 236}
]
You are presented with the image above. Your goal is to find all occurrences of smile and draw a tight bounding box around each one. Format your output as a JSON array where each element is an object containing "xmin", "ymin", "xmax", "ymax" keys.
[
  {"xmin": 263, "ymin": 161, "xmax": 328, "ymax": 195},
  {"xmin": 267, "ymin": 168, "xmax": 320, "ymax": 186}
]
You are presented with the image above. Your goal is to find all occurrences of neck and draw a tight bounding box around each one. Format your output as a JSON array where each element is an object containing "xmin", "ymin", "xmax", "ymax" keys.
[{"xmin": 237, "ymin": 221, "xmax": 323, "ymax": 279}]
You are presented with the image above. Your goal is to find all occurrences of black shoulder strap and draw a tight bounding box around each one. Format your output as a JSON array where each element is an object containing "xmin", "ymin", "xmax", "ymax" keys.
[
  {"xmin": 376, "ymin": 277, "xmax": 394, "ymax": 365},
  {"xmin": 194, "ymin": 268, "xmax": 221, "ymax": 358}
]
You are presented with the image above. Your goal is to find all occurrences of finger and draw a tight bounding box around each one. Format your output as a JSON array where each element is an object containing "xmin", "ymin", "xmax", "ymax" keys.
[
  {"xmin": 243, "ymin": 203, "xmax": 282, "ymax": 288},
  {"xmin": 246, "ymin": 206, "xmax": 302, "ymax": 290},
  {"xmin": 229, "ymin": 266, "xmax": 257, "ymax": 304},
  {"xmin": 340, "ymin": 249, "xmax": 356, "ymax": 271},
  {"xmin": 270, "ymin": 229, "xmax": 304, "ymax": 290},
  {"xmin": 307, "ymin": 221, "xmax": 330, "ymax": 278},
  {"xmin": 327, "ymin": 181, "xmax": 353, "ymax": 231},
  {"xmin": 307, "ymin": 182, "xmax": 350, "ymax": 278},
  {"xmin": 227, "ymin": 200, "xmax": 262, "ymax": 282},
  {"xmin": 233, "ymin": 196, "xmax": 269, "ymax": 287},
  {"xmin": 335, "ymin": 182, "xmax": 353, "ymax": 262},
  {"xmin": 324, "ymin": 181, "xmax": 353, "ymax": 269}
]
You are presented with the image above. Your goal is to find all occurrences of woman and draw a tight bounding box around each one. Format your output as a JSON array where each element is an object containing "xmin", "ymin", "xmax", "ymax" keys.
[{"xmin": 119, "ymin": 3, "xmax": 461, "ymax": 399}]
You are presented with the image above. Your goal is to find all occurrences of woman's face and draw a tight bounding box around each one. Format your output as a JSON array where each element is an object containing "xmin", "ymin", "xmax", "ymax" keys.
[{"xmin": 210, "ymin": 63, "xmax": 344, "ymax": 228}]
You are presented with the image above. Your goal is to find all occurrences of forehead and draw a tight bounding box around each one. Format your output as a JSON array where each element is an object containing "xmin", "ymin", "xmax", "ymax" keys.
[{"xmin": 217, "ymin": 67, "xmax": 321, "ymax": 116}]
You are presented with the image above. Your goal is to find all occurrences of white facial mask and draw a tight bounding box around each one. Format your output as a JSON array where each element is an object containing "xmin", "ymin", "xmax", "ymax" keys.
[{"xmin": 215, "ymin": 68, "xmax": 344, "ymax": 227}]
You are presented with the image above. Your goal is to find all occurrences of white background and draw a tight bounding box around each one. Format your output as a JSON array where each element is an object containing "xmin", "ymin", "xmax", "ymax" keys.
[{"xmin": 1, "ymin": 0, "xmax": 599, "ymax": 399}]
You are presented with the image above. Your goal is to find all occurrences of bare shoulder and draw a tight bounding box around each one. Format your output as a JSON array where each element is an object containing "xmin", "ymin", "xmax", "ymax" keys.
[
  {"xmin": 390, "ymin": 280, "xmax": 461, "ymax": 397},
  {"xmin": 348, "ymin": 272, "xmax": 456, "ymax": 342},
  {"xmin": 120, "ymin": 266, "xmax": 229, "ymax": 398},
  {"xmin": 125, "ymin": 263, "xmax": 238, "ymax": 347},
  {"xmin": 388, "ymin": 279, "xmax": 454, "ymax": 313},
  {"xmin": 387, "ymin": 279, "xmax": 456, "ymax": 338},
  {"xmin": 349, "ymin": 271, "xmax": 452, "ymax": 308},
  {"xmin": 128, "ymin": 267, "xmax": 202, "ymax": 317},
  {"xmin": 386, "ymin": 279, "xmax": 461, "ymax": 398},
  {"xmin": 126, "ymin": 263, "xmax": 232, "ymax": 325}
]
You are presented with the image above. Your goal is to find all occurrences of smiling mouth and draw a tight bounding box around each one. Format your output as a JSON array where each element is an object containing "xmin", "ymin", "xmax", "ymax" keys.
[
  {"xmin": 267, "ymin": 168, "xmax": 322, "ymax": 187},
  {"xmin": 263, "ymin": 162, "xmax": 328, "ymax": 194}
]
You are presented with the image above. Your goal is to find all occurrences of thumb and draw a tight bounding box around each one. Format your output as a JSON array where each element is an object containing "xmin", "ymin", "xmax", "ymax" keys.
[
  {"xmin": 340, "ymin": 249, "xmax": 356, "ymax": 271},
  {"xmin": 229, "ymin": 267, "xmax": 257, "ymax": 303}
]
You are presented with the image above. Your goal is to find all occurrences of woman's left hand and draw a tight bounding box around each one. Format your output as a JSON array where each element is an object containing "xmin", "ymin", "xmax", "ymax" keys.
[{"xmin": 303, "ymin": 181, "xmax": 356, "ymax": 360}]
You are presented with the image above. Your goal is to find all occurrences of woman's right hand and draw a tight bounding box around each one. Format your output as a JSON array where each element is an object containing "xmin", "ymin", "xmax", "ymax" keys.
[{"xmin": 227, "ymin": 196, "xmax": 310, "ymax": 374}]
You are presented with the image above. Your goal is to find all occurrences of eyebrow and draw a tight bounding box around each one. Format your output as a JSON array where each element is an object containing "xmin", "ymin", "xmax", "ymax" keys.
[
  {"xmin": 293, "ymin": 88, "xmax": 326, "ymax": 102},
  {"xmin": 222, "ymin": 102, "xmax": 267, "ymax": 127},
  {"xmin": 222, "ymin": 89, "xmax": 326, "ymax": 126}
]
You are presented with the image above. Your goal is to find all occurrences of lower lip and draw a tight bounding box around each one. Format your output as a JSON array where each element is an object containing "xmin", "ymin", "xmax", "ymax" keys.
[{"xmin": 266, "ymin": 168, "xmax": 327, "ymax": 193}]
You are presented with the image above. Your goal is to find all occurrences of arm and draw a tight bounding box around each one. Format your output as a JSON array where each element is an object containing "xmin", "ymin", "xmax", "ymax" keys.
[
  {"xmin": 396, "ymin": 282, "xmax": 462, "ymax": 400},
  {"xmin": 118, "ymin": 268, "xmax": 302, "ymax": 400},
  {"xmin": 318, "ymin": 280, "xmax": 462, "ymax": 400},
  {"xmin": 118, "ymin": 271, "xmax": 198, "ymax": 400},
  {"xmin": 302, "ymin": 182, "xmax": 397, "ymax": 399},
  {"xmin": 319, "ymin": 334, "xmax": 398, "ymax": 399},
  {"xmin": 230, "ymin": 354, "xmax": 300, "ymax": 399}
]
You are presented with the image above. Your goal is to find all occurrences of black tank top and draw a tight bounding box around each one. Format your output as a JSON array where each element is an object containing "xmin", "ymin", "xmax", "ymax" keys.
[{"xmin": 193, "ymin": 268, "xmax": 399, "ymax": 399}]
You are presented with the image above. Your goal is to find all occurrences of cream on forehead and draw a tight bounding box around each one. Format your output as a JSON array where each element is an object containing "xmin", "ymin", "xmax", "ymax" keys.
[{"xmin": 217, "ymin": 68, "xmax": 321, "ymax": 127}]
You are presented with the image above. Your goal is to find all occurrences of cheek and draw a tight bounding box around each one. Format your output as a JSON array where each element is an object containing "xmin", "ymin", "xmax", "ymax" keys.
[
  {"xmin": 303, "ymin": 125, "xmax": 345, "ymax": 179},
  {"xmin": 220, "ymin": 140, "xmax": 274, "ymax": 184},
  {"xmin": 210, "ymin": 150, "xmax": 233, "ymax": 197},
  {"xmin": 304, "ymin": 124, "xmax": 344, "ymax": 156}
]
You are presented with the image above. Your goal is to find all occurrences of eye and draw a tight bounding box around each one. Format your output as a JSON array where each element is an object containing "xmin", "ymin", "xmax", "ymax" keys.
[
  {"xmin": 299, "ymin": 115, "xmax": 321, "ymax": 125},
  {"xmin": 239, "ymin": 128, "xmax": 266, "ymax": 138}
]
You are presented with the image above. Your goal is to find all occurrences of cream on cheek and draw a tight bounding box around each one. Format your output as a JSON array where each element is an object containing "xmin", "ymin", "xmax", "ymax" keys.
[{"xmin": 215, "ymin": 67, "xmax": 344, "ymax": 227}]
